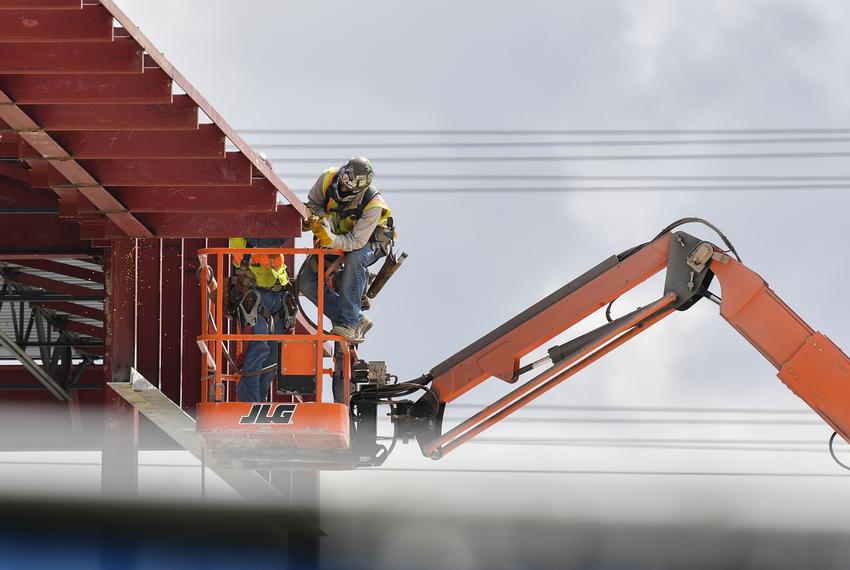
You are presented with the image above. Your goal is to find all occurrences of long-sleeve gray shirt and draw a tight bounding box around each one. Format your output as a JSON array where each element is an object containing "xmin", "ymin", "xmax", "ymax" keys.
[{"xmin": 307, "ymin": 171, "xmax": 383, "ymax": 252}]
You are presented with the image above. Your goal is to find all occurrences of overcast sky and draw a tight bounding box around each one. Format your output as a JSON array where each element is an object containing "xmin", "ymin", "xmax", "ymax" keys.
[{"xmin": 103, "ymin": 0, "xmax": 850, "ymax": 546}]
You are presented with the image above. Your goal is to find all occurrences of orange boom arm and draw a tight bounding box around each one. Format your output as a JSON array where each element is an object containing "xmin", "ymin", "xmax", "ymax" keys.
[{"xmin": 399, "ymin": 223, "xmax": 850, "ymax": 461}]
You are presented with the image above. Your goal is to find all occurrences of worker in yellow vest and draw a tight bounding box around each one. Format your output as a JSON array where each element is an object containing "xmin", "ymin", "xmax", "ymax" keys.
[
  {"xmin": 301, "ymin": 157, "xmax": 394, "ymax": 341},
  {"xmin": 228, "ymin": 237, "xmax": 295, "ymax": 402}
]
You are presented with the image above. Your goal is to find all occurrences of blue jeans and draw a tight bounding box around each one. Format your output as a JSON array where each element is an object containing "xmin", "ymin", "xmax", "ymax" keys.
[
  {"xmin": 237, "ymin": 288, "xmax": 285, "ymax": 402},
  {"xmin": 300, "ymin": 242, "xmax": 384, "ymax": 327}
]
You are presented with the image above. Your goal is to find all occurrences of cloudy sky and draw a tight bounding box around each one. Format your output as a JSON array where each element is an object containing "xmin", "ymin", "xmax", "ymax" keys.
[{"xmin": 78, "ymin": 0, "xmax": 850, "ymax": 560}]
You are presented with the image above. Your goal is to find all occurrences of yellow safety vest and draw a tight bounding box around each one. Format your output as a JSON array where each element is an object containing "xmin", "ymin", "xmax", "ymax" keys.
[
  {"xmin": 320, "ymin": 167, "xmax": 391, "ymax": 236},
  {"xmin": 228, "ymin": 237, "xmax": 289, "ymax": 288}
]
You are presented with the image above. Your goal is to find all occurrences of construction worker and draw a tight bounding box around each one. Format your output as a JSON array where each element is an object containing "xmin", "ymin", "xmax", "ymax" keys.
[
  {"xmin": 301, "ymin": 157, "xmax": 394, "ymax": 341},
  {"xmin": 228, "ymin": 237, "xmax": 295, "ymax": 402}
]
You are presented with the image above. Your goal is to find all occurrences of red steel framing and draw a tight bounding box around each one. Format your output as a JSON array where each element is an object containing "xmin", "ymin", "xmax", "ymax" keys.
[
  {"xmin": 98, "ymin": 0, "xmax": 306, "ymax": 217},
  {"xmin": 32, "ymin": 301, "xmax": 104, "ymax": 321},
  {"xmin": 46, "ymin": 125, "xmax": 226, "ymax": 159},
  {"xmin": 5, "ymin": 272, "xmax": 104, "ymax": 299},
  {"xmin": 129, "ymin": 210, "xmax": 301, "ymax": 239},
  {"xmin": 76, "ymin": 153, "xmax": 253, "ymax": 187},
  {"xmin": 0, "ymin": 0, "xmax": 306, "ymax": 440},
  {"xmin": 0, "ymin": 88, "xmax": 152, "ymax": 237},
  {"xmin": 159, "ymin": 239, "xmax": 183, "ymax": 400},
  {"xmin": 106, "ymin": 183, "xmax": 277, "ymax": 213},
  {"xmin": 135, "ymin": 239, "xmax": 162, "ymax": 386},
  {"xmin": 20, "ymin": 96, "xmax": 198, "ymax": 130},
  {"xmin": 11, "ymin": 258, "xmax": 103, "ymax": 283},
  {"xmin": 0, "ymin": 5, "xmax": 113, "ymax": 43},
  {"xmin": 103, "ymin": 239, "xmax": 136, "ymax": 383},
  {"xmin": 0, "ymin": 182, "xmax": 57, "ymax": 211},
  {"xmin": 0, "ymin": 39, "xmax": 143, "ymax": 74},
  {"xmin": 181, "ymin": 238, "xmax": 204, "ymax": 412},
  {"xmin": 0, "ymin": 71, "xmax": 173, "ymax": 104},
  {"xmin": 0, "ymin": 1, "xmax": 83, "ymax": 10}
]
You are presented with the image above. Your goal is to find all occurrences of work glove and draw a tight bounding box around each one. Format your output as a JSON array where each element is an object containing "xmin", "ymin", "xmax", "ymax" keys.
[{"xmin": 310, "ymin": 217, "xmax": 336, "ymax": 248}]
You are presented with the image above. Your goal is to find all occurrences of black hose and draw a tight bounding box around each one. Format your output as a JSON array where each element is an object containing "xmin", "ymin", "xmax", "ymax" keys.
[
  {"xmin": 652, "ymin": 217, "xmax": 742, "ymax": 262},
  {"xmin": 829, "ymin": 432, "xmax": 850, "ymax": 471},
  {"xmin": 618, "ymin": 217, "xmax": 742, "ymax": 263},
  {"xmin": 294, "ymin": 255, "xmax": 333, "ymax": 335}
]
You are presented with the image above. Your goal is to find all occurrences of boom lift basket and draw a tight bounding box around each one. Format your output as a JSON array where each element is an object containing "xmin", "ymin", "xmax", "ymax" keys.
[{"xmin": 195, "ymin": 247, "xmax": 356, "ymax": 469}]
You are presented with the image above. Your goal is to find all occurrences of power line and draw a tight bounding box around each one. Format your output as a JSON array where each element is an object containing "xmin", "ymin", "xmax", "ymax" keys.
[
  {"xmin": 253, "ymin": 137, "xmax": 850, "ymax": 150},
  {"xmin": 474, "ymin": 437, "xmax": 823, "ymax": 445},
  {"xmin": 296, "ymin": 184, "xmax": 850, "ymax": 194},
  {"xmin": 279, "ymin": 173, "xmax": 850, "ymax": 182},
  {"xmin": 468, "ymin": 439, "xmax": 823, "ymax": 453},
  {"xmin": 241, "ymin": 128, "xmax": 850, "ymax": 136},
  {"xmin": 370, "ymin": 467, "xmax": 849, "ymax": 477},
  {"xmin": 271, "ymin": 151, "xmax": 850, "ymax": 163},
  {"xmin": 451, "ymin": 404, "xmax": 814, "ymax": 415},
  {"xmin": 442, "ymin": 417, "xmax": 823, "ymax": 425}
]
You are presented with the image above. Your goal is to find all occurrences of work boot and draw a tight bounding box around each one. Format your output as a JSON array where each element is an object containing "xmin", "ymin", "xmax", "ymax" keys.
[
  {"xmin": 330, "ymin": 323, "xmax": 358, "ymax": 341},
  {"xmin": 355, "ymin": 315, "xmax": 373, "ymax": 339}
]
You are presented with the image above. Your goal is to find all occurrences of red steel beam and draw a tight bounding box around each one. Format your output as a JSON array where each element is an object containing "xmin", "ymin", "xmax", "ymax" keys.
[
  {"xmin": 0, "ymin": 214, "xmax": 93, "ymax": 255},
  {"xmin": 0, "ymin": 180, "xmax": 57, "ymax": 211},
  {"xmin": 0, "ymin": 71, "xmax": 172, "ymax": 104},
  {"xmin": 79, "ymin": 218, "xmax": 106, "ymax": 240},
  {"xmin": 63, "ymin": 319, "xmax": 105, "ymax": 339},
  {"xmin": 76, "ymin": 152, "xmax": 252, "ymax": 186},
  {"xmin": 128, "ymin": 209, "xmax": 301, "ymax": 238},
  {"xmin": 0, "ymin": 39, "xmax": 143, "ymax": 74},
  {"xmin": 20, "ymin": 96, "xmax": 198, "ymax": 130},
  {"xmin": 44, "ymin": 124, "xmax": 225, "ymax": 159},
  {"xmin": 181, "ymin": 238, "xmax": 204, "ymax": 413},
  {"xmin": 0, "ymin": 1, "xmax": 82, "ymax": 9},
  {"xmin": 5, "ymin": 272, "xmax": 104, "ymax": 299},
  {"xmin": 0, "ymin": 162, "xmax": 32, "ymax": 185},
  {"xmin": 135, "ymin": 239, "xmax": 161, "ymax": 386},
  {"xmin": 104, "ymin": 239, "xmax": 136, "ymax": 383},
  {"xmin": 32, "ymin": 301, "xmax": 104, "ymax": 321},
  {"xmin": 159, "ymin": 238, "xmax": 182, "ymax": 399},
  {"xmin": 106, "ymin": 181, "xmax": 277, "ymax": 213},
  {"xmin": 99, "ymin": 0, "xmax": 307, "ymax": 218},
  {"xmin": 11, "ymin": 259, "xmax": 104, "ymax": 283},
  {"xmin": 0, "ymin": 88, "xmax": 152, "ymax": 237},
  {"xmin": 0, "ymin": 5, "xmax": 112, "ymax": 42}
]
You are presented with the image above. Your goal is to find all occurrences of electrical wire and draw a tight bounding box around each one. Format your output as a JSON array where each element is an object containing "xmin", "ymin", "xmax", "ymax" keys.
[
  {"xmin": 277, "ymin": 173, "xmax": 850, "ymax": 182},
  {"xmin": 240, "ymin": 128, "xmax": 850, "ymax": 136},
  {"xmin": 368, "ymin": 467, "xmax": 850, "ymax": 477},
  {"xmin": 440, "ymin": 417, "xmax": 823, "ymax": 425},
  {"xmin": 448, "ymin": 404, "xmax": 815, "ymax": 414},
  {"xmin": 271, "ymin": 151, "xmax": 850, "ymax": 163},
  {"xmin": 251, "ymin": 136, "xmax": 850, "ymax": 149},
  {"xmin": 301, "ymin": 183, "xmax": 850, "ymax": 194}
]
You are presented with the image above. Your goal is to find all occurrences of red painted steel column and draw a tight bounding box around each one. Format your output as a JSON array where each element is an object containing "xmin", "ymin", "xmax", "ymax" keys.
[
  {"xmin": 181, "ymin": 238, "xmax": 205, "ymax": 413},
  {"xmin": 159, "ymin": 238, "xmax": 182, "ymax": 401},
  {"xmin": 136, "ymin": 239, "xmax": 161, "ymax": 385},
  {"xmin": 104, "ymin": 239, "xmax": 136, "ymax": 383}
]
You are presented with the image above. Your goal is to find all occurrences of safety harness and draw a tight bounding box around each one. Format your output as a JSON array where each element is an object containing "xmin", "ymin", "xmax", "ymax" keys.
[{"xmin": 320, "ymin": 168, "xmax": 396, "ymax": 246}]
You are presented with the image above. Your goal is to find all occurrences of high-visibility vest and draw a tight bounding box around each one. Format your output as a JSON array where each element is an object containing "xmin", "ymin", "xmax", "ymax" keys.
[
  {"xmin": 320, "ymin": 167, "xmax": 391, "ymax": 236},
  {"xmin": 228, "ymin": 237, "xmax": 289, "ymax": 288}
]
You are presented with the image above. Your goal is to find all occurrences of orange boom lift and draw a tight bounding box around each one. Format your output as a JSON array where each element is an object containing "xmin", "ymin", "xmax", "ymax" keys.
[{"xmin": 195, "ymin": 219, "xmax": 850, "ymax": 470}]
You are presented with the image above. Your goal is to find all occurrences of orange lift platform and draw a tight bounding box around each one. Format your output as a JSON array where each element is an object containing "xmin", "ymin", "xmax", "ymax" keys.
[{"xmin": 194, "ymin": 246, "xmax": 385, "ymax": 470}]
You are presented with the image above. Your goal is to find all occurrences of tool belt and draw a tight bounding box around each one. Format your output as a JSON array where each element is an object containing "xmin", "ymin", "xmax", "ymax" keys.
[{"xmin": 224, "ymin": 268, "xmax": 296, "ymax": 331}]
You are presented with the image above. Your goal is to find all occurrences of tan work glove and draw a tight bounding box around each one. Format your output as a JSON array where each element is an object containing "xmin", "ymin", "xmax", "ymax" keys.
[{"xmin": 309, "ymin": 216, "xmax": 336, "ymax": 248}]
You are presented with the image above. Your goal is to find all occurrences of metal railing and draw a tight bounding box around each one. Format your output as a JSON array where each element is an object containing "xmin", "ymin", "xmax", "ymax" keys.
[{"xmin": 197, "ymin": 247, "xmax": 354, "ymax": 405}]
